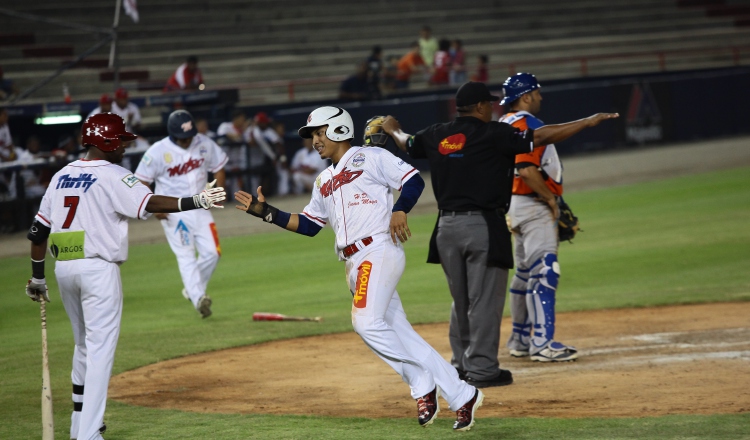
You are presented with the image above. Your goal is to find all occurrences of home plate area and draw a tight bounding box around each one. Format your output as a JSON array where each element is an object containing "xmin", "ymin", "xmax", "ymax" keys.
[{"xmin": 110, "ymin": 302, "xmax": 750, "ymax": 419}]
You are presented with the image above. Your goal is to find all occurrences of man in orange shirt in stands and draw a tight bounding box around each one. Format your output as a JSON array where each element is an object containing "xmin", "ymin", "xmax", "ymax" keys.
[{"xmin": 395, "ymin": 42, "xmax": 426, "ymax": 90}]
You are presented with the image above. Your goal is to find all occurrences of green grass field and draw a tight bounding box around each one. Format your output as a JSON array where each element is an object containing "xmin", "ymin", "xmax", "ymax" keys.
[{"xmin": 1, "ymin": 167, "xmax": 749, "ymax": 439}]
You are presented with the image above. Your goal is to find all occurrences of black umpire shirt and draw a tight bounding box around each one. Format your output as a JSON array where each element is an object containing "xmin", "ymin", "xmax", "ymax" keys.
[{"xmin": 406, "ymin": 116, "xmax": 534, "ymax": 268}]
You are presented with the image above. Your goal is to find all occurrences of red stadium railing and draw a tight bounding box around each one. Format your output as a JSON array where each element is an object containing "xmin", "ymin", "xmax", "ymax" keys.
[{"xmin": 218, "ymin": 45, "xmax": 750, "ymax": 102}]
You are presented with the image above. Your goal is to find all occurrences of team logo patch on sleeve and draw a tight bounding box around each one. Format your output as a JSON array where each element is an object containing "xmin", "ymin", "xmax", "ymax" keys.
[
  {"xmin": 140, "ymin": 154, "xmax": 152, "ymax": 165},
  {"xmin": 353, "ymin": 261, "xmax": 372, "ymax": 308},
  {"xmin": 121, "ymin": 174, "xmax": 140, "ymax": 188},
  {"xmin": 351, "ymin": 152, "xmax": 366, "ymax": 168}
]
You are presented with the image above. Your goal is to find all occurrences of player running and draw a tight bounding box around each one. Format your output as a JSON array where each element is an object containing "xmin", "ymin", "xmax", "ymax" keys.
[
  {"xmin": 25, "ymin": 113, "xmax": 225, "ymax": 440},
  {"xmin": 135, "ymin": 110, "xmax": 228, "ymax": 318},
  {"xmin": 234, "ymin": 106, "xmax": 483, "ymax": 431}
]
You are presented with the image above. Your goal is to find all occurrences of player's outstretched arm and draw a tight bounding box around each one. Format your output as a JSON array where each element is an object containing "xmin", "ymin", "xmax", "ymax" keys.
[
  {"xmin": 235, "ymin": 187, "xmax": 322, "ymax": 237},
  {"xmin": 146, "ymin": 185, "xmax": 227, "ymax": 213},
  {"xmin": 534, "ymin": 113, "xmax": 619, "ymax": 146}
]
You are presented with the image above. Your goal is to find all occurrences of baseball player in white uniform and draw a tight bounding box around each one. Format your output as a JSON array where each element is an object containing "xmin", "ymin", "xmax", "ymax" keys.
[
  {"xmin": 25, "ymin": 113, "xmax": 226, "ymax": 440},
  {"xmin": 135, "ymin": 110, "xmax": 228, "ymax": 318},
  {"xmin": 234, "ymin": 106, "xmax": 484, "ymax": 432}
]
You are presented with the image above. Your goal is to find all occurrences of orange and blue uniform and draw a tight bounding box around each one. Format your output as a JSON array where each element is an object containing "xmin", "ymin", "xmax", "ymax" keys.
[{"xmin": 499, "ymin": 110, "xmax": 563, "ymax": 197}]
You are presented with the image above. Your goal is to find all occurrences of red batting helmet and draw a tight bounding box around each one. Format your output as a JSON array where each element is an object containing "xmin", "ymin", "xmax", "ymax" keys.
[{"xmin": 81, "ymin": 113, "xmax": 136, "ymax": 152}]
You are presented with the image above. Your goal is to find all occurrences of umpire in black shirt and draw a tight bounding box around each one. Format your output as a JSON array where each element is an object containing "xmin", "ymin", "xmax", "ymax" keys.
[{"xmin": 383, "ymin": 81, "xmax": 617, "ymax": 388}]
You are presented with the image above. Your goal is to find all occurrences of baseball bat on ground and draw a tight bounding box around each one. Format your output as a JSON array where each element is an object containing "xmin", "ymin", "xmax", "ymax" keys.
[
  {"xmin": 40, "ymin": 299, "xmax": 54, "ymax": 440},
  {"xmin": 252, "ymin": 312, "xmax": 323, "ymax": 322}
]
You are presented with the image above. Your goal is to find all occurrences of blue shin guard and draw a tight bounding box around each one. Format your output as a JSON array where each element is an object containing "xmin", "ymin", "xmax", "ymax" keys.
[{"xmin": 527, "ymin": 253, "xmax": 560, "ymax": 351}]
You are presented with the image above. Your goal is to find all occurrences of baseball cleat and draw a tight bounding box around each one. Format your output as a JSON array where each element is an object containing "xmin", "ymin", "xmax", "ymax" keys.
[
  {"xmin": 530, "ymin": 341, "xmax": 578, "ymax": 362},
  {"xmin": 197, "ymin": 295, "xmax": 212, "ymax": 318},
  {"xmin": 509, "ymin": 349, "xmax": 530, "ymax": 357},
  {"xmin": 453, "ymin": 389, "xmax": 484, "ymax": 431},
  {"xmin": 416, "ymin": 387, "xmax": 440, "ymax": 426}
]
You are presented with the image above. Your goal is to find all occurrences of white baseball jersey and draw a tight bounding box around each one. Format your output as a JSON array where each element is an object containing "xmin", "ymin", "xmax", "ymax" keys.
[
  {"xmin": 35, "ymin": 159, "xmax": 154, "ymax": 263},
  {"xmin": 301, "ymin": 146, "xmax": 418, "ymax": 251},
  {"xmin": 134, "ymin": 134, "xmax": 228, "ymax": 197},
  {"xmin": 111, "ymin": 102, "xmax": 142, "ymax": 133}
]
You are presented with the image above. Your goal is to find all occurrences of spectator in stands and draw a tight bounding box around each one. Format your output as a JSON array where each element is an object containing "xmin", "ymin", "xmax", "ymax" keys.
[
  {"xmin": 164, "ymin": 55, "xmax": 204, "ymax": 92},
  {"xmin": 216, "ymin": 110, "xmax": 250, "ymax": 195},
  {"xmin": 112, "ymin": 88, "xmax": 141, "ymax": 133},
  {"xmin": 290, "ymin": 138, "xmax": 328, "ymax": 194},
  {"xmin": 339, "ymin": 62, "xmax": 371, "ymax": 102},
  {"xmin": 196, "ymin": 117, "xmax": 216, "ymax": 139},
  {"xmin": 419, "ymin": 25, "xmax": 439, "ymax": 68},
  {"xmin": 382, "ymin": 55, "xmax": 400, "ymax": 93},
  {"xmin": 471, "ymin": 55, "xmax": 489, "ymax": 83},
  {"xmin": 87, "ymin": 94, "xmax": 113, "ymax": 120},
  {"xmin": 17, "ymin": 136, "xmax": 47, "ymax": 199},
  {"xmin": 430, "ymin": 39, "xmax": 452, "ymax": 86},
  {"xmin": 0, "ymin": 66, "xmax": 20, "ymax": 102},
  {"xmin": 366, "ymin": 45, "xmax": 384, "ymax": 100},
  {"xmin": 396, "ymin": 42, "xmax": 426, "ymax": 90},
  {"xmin": 0, "ymin": 109, "xmax": 24, "ymax": 206},
  {"xmin": 247, "ymin": 112, "xmax": 286, "ymax": 195},
  {"xmin": 450, "ymin": 39, "xmax": 467, "ymax": 86},
  {"xmin": 272, "ymin": 120, "xmax": 291, "ymax": 195},
  {"xmin": 51, "ymin": 133, "xmax": 83, "ymax": 167},
  {"xmin": 0, "ymin": 108, "xmax": 15, "ymax": 163}
]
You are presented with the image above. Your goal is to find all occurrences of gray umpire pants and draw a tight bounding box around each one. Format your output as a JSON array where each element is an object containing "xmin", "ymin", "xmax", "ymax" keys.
[{"xmin": 436, "ymin": 213, "xmax": 509, "ymax": 380}]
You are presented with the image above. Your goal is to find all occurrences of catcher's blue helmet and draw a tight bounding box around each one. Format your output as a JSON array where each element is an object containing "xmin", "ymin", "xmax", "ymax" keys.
[
  {"xmin": 167, "ymin": 109, "xmax": 198, "ymax": 139},
  {"xmin": 501, "ymin": 73, "xmax": 541, "ymax": 105}
]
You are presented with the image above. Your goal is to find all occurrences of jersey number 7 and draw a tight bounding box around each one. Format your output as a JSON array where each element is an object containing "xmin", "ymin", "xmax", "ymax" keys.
[{"xmin": 62, "ymin": 196, "xmax": 80, "ymax": 229}]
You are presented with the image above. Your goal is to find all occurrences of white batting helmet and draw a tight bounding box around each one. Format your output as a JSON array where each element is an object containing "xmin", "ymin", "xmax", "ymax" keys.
[{"xmin": 298, "ymin": 106, "xmax": 354, "ymax": 142}]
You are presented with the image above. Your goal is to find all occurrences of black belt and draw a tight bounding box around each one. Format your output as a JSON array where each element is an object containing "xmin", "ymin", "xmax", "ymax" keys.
[{"xmin": 439, "ymin": 209, "xmax": 505, "ymax": 217}]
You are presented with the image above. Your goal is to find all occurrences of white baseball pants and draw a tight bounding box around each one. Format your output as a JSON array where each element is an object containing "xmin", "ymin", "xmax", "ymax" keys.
[
  {"xmin": 346, "ymin": 235, "xmax": 476, "ymax": 411},
  {"xmin": 56, "ymin": 258, "xmax": 122, "ymax": 440},
  {"xmin": 159, "ymin": 209, "xmax": 221, "ymax": 306}
]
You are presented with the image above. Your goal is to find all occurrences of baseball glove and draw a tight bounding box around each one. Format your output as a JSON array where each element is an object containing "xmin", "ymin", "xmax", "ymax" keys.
[
  {"xmin": 558, "ymin": 200, "xmax": 580, "ymax": 242},
  {"xmin": 363, "ymin": 116, "xmax": 389, "ymax": 147}
]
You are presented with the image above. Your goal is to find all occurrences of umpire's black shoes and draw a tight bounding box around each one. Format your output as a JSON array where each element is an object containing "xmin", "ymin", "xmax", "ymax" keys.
[
  {"xmin": 455, "ymin": 367, "xmax": 468, "ymax": 381},
  {"xmin": 416, "ymin": 387, "xmax": 439, "ymax": 426},
  {"xmin": 466, "ymin": 368, "xmax": 513, "ymax": 388},
  {"xmin": 453, "ymin": 389, "xmax": 484, "ymax": 431}
]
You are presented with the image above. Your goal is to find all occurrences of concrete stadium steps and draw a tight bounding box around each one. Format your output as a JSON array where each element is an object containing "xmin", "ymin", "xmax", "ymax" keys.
[{"xmin": 3, "ymin": 0, "xmax": 750, "ymax": 104}]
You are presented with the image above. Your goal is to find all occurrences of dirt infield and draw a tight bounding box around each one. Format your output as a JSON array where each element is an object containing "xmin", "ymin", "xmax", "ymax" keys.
[{"xmin": 110, "ymin": 302, "xmax": 750, "ymax": 418}]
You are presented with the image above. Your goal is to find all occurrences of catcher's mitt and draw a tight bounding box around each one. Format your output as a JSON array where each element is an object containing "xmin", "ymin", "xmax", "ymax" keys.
[
  {"xmin": 363, "ymin": 116, "xmax": 389, "ymax": 147},
  {"xmin": 558, "ymin": 200, "xmax": 580, "ymax": 242}
]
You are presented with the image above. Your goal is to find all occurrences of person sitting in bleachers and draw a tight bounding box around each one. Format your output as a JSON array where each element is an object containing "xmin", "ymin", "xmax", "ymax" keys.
[{"xmin": 164, "ymin": 55, "xmax": 204, "ymax": 92}]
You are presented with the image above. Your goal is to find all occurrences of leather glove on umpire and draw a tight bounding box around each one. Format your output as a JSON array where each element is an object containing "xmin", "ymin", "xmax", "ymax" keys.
[
  {"xmin": 558, "ymin": 200, "xmax": 580, "ymax": 242},
  {"xmin": 26, "ymin": 277, "xmax": 51, "ymax": 302}
]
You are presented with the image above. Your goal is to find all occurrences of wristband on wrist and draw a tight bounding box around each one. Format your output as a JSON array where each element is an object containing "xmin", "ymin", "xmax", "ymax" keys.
[
  {"xmin": 178, "ymin": 195, "xmax": 200, "ymax": 212},
  {"xmin": 32, "ymin": 258, "xmax": 45, "ymax": 279}
]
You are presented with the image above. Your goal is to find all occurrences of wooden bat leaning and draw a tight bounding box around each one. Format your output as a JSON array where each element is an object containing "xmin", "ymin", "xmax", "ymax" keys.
[
  {"xmin": 252, "ymin": 312, "xmax": 323, "ymax": 322},
  {"xmin": 41, "ymin": 299, "xmax": 54, "ymax": 440}
]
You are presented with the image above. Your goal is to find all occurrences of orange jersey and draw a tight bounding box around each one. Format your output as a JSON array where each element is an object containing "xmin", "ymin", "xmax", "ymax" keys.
[{"xmin": 499, "ymin": 111, "xmax": 563, "ymax": 197}]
